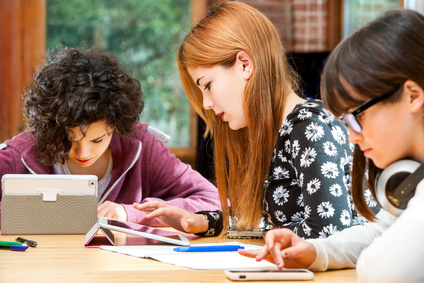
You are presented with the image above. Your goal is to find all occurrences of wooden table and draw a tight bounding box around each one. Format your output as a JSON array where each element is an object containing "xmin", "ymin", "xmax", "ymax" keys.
[{"xmin": 0, "ymin": 231, "xmax": 356, "ymax": 283}]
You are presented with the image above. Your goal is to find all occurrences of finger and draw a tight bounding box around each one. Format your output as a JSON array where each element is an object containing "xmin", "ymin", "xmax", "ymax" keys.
[
  {"xmin": 133, "ymin": 202, "xmax": 141, "ymax": 209},
  {"xmin": 133, "ymin": 201, "xmax": 164, "ymax": 211},
  {"xmin": 279, "ymin": 246, "xmax": 313, "ymax": 268},
  {"xmin": 138, "ymin": 207, "xmax": 158, "ymax": 214},
  {"xmin": 180, "ymin": 220, "xmax": 190, "ymax": 232},
  {"xmin": 238, "ymin": 249, "xmax": 260, "ymax": 259},
  {"xmin": 142, "ymin": 207, "xmax": 170, "ymax": 220},
  {"xmin": 270, "ymin": 241, "xmax": 284, "ymax": 269},
  {"xmin": 97, "ymin": 203, "xmax": 110, "ymax": 215},
  {"xmin": 264, "ymin": 229, "xmax": 279, "ymax": 250},
  {"xmin": 133, "ymin": 202, "xmax": 155, "ymax": 210},
  {"xmin": 255, "ymin": 245, "xmax": 271, "ymax": 261},
  {"xmin": 102, "ymin": 209, "xmax": 116, "ymax": 219},
  {"xmin": 181, "ymin": 218, "xmax": 203, "ymax": 234},
  {"xmin": 245, "ymin": 246, "xmax": 277, "ymax": 266},
  {"xmin": 97, "ymin": 209, "xmax": 106, "ymax": 217},
  {"xmin": 97, "ymin": 201, "xmax": 110, "ymax": 211},
  {"xmin": 133, "ymin": 203, "xmax": 155, "ymax": 213},
  {"xmin": 280, "ymin": 247, "xmax": 302, "ymax": 265},
  {"xmin": 265, "ymin": 229, "xmax": 294, "ymax": 253}
]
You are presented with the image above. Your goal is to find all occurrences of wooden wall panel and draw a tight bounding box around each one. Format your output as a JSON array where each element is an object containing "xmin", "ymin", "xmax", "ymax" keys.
[
  {"xmin": 0, "ymin": 1, "xmax": 23, "ymax": 142},
  {"xmin": 0, "ymin": 0, "xmax": 45, "ymax": 142}
]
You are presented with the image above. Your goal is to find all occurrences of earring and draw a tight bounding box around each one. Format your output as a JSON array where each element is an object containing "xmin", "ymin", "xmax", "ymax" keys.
[{"xmin": 244, "ymin": 73, "xmax": 248, "ymax": 79}]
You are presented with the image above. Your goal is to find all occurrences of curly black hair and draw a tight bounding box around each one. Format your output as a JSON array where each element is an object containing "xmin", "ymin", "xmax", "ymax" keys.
[{"xmin": 23, "ymin": 47, "xmax": 144, "ymax": 166}]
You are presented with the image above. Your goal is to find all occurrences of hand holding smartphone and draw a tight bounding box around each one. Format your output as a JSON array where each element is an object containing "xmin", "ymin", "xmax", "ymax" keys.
[{"xmin": 225, "ymin": 269, "xmax": 314, "ymax": 281}]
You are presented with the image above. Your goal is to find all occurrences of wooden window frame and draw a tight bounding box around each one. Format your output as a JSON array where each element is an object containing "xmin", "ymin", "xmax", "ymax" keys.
[{"xmin": 0, "ymin": 0, "xmax": 220, "ymax": 167}]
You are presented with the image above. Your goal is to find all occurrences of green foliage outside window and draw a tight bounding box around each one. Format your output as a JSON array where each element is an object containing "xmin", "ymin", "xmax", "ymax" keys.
[
  {"xmin": 47, "ymin": 0, "xmax": 191, "ymax": 146},
  {"xmin": 343, "ymin": 0, "xmax": 399, "ymax": 37}
]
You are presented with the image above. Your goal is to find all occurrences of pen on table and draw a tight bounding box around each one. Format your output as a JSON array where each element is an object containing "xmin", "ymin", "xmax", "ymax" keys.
[
  {"xmin": 173, "ymin": 245, "xmax": 245, "ymax": 252},
  {"xmin": 0, "ymin": 244, "xmax": 28, "ymax": 251},
  {"xmin": 0, "ymin": 241, "xmax": 25, "ymax": 246},
  {"xmin": 16, "ymin": 237, "xmax": 37, "ymax": 247}
]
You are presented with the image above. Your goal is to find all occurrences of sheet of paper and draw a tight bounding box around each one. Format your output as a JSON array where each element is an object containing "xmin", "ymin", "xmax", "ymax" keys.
[{"xmin": 101, "ymin": 241, "xmax": 275, "ymax": 269}]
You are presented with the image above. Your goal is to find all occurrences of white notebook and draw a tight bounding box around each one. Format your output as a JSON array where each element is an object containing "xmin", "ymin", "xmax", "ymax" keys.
[{"xmin": 101, "ymin": 241, "xmax": 275, "ymax": 269}]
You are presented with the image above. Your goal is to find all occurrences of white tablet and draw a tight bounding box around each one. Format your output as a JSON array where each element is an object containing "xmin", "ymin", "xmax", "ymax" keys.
[
  {"xmin": 88, "ymin": 216, "xmax": 191, "ymax": 246},
  {"xmin": 1, "ymin": 174, "xmax": 98, "ymax": 200}
]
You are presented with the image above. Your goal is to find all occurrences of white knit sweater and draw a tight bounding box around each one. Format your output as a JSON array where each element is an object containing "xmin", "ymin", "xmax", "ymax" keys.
[{"xmin": 307, "ymin": 180, "xmax": 424, "ymax": 283}]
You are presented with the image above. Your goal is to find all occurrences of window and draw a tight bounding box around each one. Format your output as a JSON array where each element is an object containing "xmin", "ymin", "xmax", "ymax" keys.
[
  {"xmin": 47, "ymin": 0, "xmax": 192, "ymax": 149},
  {"xmin": 343, "ymin": 0, "xmax": 400, "ymax": 37},
  {"xmin": 404, "ymin": 0, "xmax": 424, "ymax": 12}
]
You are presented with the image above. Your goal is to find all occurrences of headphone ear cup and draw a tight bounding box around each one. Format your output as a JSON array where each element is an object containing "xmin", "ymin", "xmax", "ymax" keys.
[{"xmin": 375, "ymin": 160, "xmax": 420, "ymax": 216}]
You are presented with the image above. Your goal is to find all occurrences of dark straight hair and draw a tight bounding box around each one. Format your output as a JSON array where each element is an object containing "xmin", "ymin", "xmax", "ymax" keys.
[{"xmin": 321, "ymin": 9, "xmax": 424, "ymax": 220}]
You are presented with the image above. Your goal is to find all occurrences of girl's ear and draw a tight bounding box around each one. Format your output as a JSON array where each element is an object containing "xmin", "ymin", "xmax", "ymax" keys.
[
  {"xmin": 236, "ymin": 51, "xmax": 253, "ymax": 80},
  {"xmin": 404, "ymin": 80, "xmax": 424, "ymax": 113}
]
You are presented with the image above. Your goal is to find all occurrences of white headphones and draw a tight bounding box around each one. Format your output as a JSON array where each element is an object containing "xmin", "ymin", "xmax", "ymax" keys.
[{"xmin": 375, "ymin": 160, "xmax": 424, "ymax": 216}]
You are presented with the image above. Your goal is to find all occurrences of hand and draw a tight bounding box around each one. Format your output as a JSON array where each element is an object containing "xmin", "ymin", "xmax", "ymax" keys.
[
  {"xmin": 133, "ymin": 201, "xmax": 208, "ymax": 234},
  {"xmin": 97, "ymin": 201, "xmax": 128, "ymax": 221},
  {"xmin": 238, "ymin": 228, "xmax": 317, "ymax": 269}
]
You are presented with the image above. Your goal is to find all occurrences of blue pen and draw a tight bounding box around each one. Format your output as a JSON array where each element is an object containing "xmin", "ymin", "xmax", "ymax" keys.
[
  {"xmin": 173, "ymin": 245, "xmax": 244, "ymax": 252},
  {"xmin": 0, "ymin": 244, "xmax": 28, "ymax": 251}
]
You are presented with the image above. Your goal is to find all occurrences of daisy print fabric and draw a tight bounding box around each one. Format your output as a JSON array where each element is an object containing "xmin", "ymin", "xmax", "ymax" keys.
[
  {"xmin": 263, "ymin": 99, "xmax": 371, "ymax": 239},
  {"xmin": 194, "ymin": 99, "xmax": 377, "ymax": 238}
]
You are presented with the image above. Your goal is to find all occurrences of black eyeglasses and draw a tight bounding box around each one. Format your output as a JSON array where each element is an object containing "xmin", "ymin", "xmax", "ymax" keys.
[{"xmin": 340, "ymin": 84, "xmax": 403, "ymax": 133}]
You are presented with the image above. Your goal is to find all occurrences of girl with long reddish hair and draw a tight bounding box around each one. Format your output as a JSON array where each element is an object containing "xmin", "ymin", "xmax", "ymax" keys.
[{"xmin": 134, "ymin": 1, "xmax": 367, "ymax": 239}]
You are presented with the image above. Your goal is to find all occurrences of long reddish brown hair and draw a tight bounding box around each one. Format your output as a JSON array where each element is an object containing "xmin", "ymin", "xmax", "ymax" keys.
[{"xmin": 177, "ymin": 1, "xmax": 298, "ymax": 233}]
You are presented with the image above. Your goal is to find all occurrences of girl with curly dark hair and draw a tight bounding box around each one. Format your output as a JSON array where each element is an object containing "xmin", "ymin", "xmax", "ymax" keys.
[{"xmin": 0, "ymin": 47, "xmax": 220, "ymax": 225}]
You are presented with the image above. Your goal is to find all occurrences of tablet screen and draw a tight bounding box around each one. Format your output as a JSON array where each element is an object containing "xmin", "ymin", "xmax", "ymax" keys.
[{"xmin": 98, "ymin": 217, "xmax": 193, "ymax": 246}]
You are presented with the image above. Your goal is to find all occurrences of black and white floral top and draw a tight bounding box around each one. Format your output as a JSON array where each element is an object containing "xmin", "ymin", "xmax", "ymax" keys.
[{"xmin": 196, "ymin": 100, "xmax": 377, "ymax": 239}]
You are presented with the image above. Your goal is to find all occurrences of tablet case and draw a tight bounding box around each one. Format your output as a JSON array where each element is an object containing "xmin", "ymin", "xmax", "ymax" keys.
[
  {"xmin": 1, "ymin": 195, "xmax": 97, "ymax": 235},
  {"xmin": 85, "ymin": 220, "xmax": 116, "ymax": 247},
  {"xmin": 1, "ymin": 174, "xmax": 98, "ymax": 235}
]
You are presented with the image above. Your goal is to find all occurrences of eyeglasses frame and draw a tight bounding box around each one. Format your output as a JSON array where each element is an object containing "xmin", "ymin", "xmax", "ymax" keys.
[{"xmin": 340, "ymin": 84, "xmax": 403, "ymax": 133}]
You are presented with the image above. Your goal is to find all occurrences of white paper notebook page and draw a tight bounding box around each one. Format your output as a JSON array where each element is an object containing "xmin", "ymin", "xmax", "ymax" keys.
[
  {"xmin": 148, "ymin": 250, "xmax": 275, "ymax": 269},
  {"xmin": 101, "ymin": 241, "xmax": 243, "ymax": 257},
  {"xmin": 101, "ymin": 242, "xmax": 275, "ymax": 270}
]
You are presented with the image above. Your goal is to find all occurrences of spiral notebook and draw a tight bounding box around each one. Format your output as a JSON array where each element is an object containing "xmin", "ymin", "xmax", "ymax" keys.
[{"xmin": 101, "ymin": 242, "xmax": 275, "ymax": 269}]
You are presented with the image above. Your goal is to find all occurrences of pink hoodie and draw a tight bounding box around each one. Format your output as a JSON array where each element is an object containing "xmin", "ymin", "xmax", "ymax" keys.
[{"xmin": 0, "ymin": 123, "xmax": 221, "ymax": 225}]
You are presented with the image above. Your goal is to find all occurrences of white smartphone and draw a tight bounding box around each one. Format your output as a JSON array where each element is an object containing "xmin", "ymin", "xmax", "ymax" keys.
[{"xmin": 225, "ymin": 269, "xmax": 314, "ymax": 281}]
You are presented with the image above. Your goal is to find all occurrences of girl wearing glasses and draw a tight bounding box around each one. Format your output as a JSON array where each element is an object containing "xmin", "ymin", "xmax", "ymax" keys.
[
  {"xmin": 134, "ymin": 1, "xmax": 369, "ymax": 239},
  {"xmin": 239, "ymin": 8, "xmax": 424, "ymax": 283}
]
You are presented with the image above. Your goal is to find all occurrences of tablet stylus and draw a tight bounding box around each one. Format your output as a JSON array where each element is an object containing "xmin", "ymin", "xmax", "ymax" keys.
[{"xmin": 173, "ymin": 245, "xmax": 244, "ymax": 252}]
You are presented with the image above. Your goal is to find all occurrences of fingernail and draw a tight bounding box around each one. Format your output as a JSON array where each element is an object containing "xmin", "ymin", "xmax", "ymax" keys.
[{"xmin": 278, "ymin": 262, "xmax": 284, "ymax": 269}]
